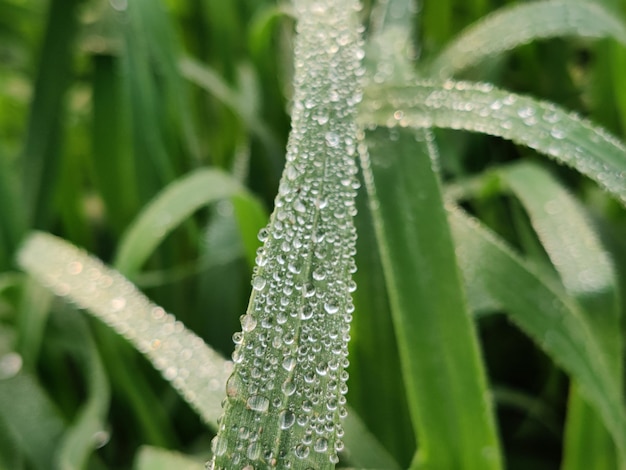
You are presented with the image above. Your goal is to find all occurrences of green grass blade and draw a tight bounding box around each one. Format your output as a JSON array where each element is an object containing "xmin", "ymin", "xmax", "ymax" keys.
[
  {"xmin": 15, "ymin": 277, "xmax": 52, "ymax": 370},
  {"xmin": 91, "ymin": 53, "xmax": 139, "ymax": 233},
  {"xmin": 0, "ymin": 147, "xmax": 26, "ymax": 268},
  {"xmin": 448, "ymin": 207, "xmax": 626, "ymax": 461},
  {"xmin": 349, "ymin": 182, "xmax": 415, "ymax": 465},
  {"xmin": 17, "ymin": 232, "xmax": 229, "ymax": 427},
  {"xmin": 562, "ymin": 383, "xmax": 618, "ymax": 470},
  {"xmin": 179, "ymin": 56, "xmax": 282, "ymax": 157},
  {"xmin": 365, "ymin": 0, "xmax": 417, "ymax": 84},
  {"xmin": 0, "ymin": 373, "xmax": 65, "ymax": 470},
  {"xmin": 113, "ymin": 169, "xmax": 250, "ymax": 277},
  {"xmin": 231, "ymin": 194, "xmax": 269, "ymax": 269},
  {"xmin": 19, "ymin": 0, "xmax": 84, "ymax": 227},
  {"xmin": 361, "ymin": 81, "xmax": 626, "ymax": 206},
  {"xmin": 209, "ymin": 0, "xmax": 363, "ymax": 467},
  {"xmin": 499, "ymin": 161, "xmax": 622, "ymax": 468},
  {"xmin": 134, "ymin": 447, "xmax": 205, "ymax": 470},
  {"xmin": 428, "ymin": 0, "xmax": 626, "ymax": 78},
  {"xmin": 341, "ymin": 409, "xmax": 402, "ymax": 470},
  {"xmin": 361, "ymin": 127, "xmax": 501, "ymax": 470},
  {"xmin": 55, "ymin": 311, "xmax": 111, "ymax": 470},
  {"xmin": 500, "ymin": 161, "xmax": 621, "ymax": 355}
]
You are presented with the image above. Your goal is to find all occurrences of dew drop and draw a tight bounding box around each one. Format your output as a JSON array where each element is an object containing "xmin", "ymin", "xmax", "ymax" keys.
[
  {"xmin": 241, "ymin": 314, "xmax": 257, "ymax": 332},
  {"xmin": 324, "ymin": 302, "xmax": 339, "ymax": 314},
  {"xmin": 295, "ymin": 444, "xmax": 310, "ymax": 459},
  {"xmin": 325, "ymin": 132, "xmax": 340, "ymax": 147},
  {"xmin": 279, "ymin": 410, "xmax": 296, "ymax": 429},
  {"xmin": 247, "ymin": 395, "xmax": 270, "ymax": 412},
  {"xmin": 282, "ymin": 380, "xmax": 296, "ymax": 396},
  {"xmin": 282, "ymin": 356, "xmax": 296, "ymax": 372},
  {"xmin": 314, "ymin": 437, "xmax": 328, "ymax": 453},
  {"xmin": 252, "ymin": 276, "xmax": 267, "ymax": 291}
]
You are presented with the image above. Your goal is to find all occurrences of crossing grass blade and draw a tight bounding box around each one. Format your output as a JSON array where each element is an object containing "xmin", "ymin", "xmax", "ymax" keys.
[
  {"xmin": 448, "ymin": 206, "xmax": 626, "ymax": 462},
  {"xmin": 113, "ymin": 169, "xmax": 256, "ymax": 277},
  {"xmin": 427, "ymin": 0, "xmax": 626, "ymax": 78},
  {"xmin": 18, "ymin": 232, "xmax": 230, "ymax": 427},
  {"xmin": 134, "ymin": 446, "xmax": 205, "ymax": 470},
  {"xmin": 360, "ymin": 80, "xmax": 626, "ymax": 206},
  {"xmin": 499, "ymin": 161, "xmax": 622, "ymax": 469},
  {"xmin": 361, "ymin": 127, "xmax": 502, "ymax": 470}
]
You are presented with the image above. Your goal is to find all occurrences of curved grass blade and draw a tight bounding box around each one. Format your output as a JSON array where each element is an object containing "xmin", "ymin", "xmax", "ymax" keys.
[
  {"xmin": 341, "ymin": 411, "xmax": 402, "ymax": 470},
  {"xmin": 113, "ymin": 169, "xmax": 255, "ymax": 277},
  {"xmin": 55, "ymin": 311, "xmax": 110, "ymax": 470},
  {"xmin": 134, "ymin": 447, "xmax": 205, "ymax": 470},
  {"xmin": 209, "ymin": 0, "xmax": 364, "ymax": 467},
  {"xmin": 179, "ymin": 57, "xmax": 282, "ymax": 158},
  {"xmin": 501, "ymin": 161, "xmax": 620, "ymax": 355},
  {"xmin": 360, "ymin": 127, "xmax": 502, "ymax": 470},
  {"xmin": 499, "ymin": 161, "xmax": 622, "ymax": 469},
  {"xmin": 448, "ymin": 207, "xmax": 626, "ymax": 462},
  {"xmin": 360, "ymin": 80, "xmax": 626, "ymax": 206},
  {"xmin": 17, "ymin": 232, "xmax": 230, "ymax": 427},
  {"xmin": 0, "ymin": 373, "xmax": 65, "ymax": 470},
  {"xmin": 428, "ymin": 0, "xmax": 626, "ymax": 78}
]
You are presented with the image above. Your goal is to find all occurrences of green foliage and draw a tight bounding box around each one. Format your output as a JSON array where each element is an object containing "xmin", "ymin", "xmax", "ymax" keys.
[{"xmin": 1, "ymin": 0, "xmax": 626, "ymax": 468}]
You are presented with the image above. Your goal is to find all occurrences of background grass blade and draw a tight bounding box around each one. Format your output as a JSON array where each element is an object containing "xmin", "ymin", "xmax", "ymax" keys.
[
  {"xmin": 0, "ymin": 373, "xmax": 66, "ymax": 470},
  {"xmin": 341, "ymin": 410, "xmax": 402, "ymax": 470},
  {"xmin": 351, "ymin": 1, "xmax": 417, "ymax": 465},
  {"xmin": 361, "ymin": 81, "xmax": 626, "ymax": 206},
  {"xmin": 448, "ymin": 206, "xmax": 626, "ymax": 461},
  {"xmin": 428, "ymin": 0, "xmax": 626, "ymax": 78},
  {"xmin": 17, "ymin": 232, "xmax": 230, "ymax": 427},
  {"xmin": 361, "ymin": 127, "xmax": 502, "ymax": 470},
  {"xmin": 133, "ymin": 446, "xmax": 205, "ymax": 470},
  {"xmin": 499, "ymin": 161, "xmax": 622, "ymax": 469},
  {"xmin": 19, "ymin": 0, "xmax": 84, "ymax": 227},
  {"xmin": 55, "ymin": 310, "xmax": 110, "ymax": 470},
  {"xmin": 113, "ymin": 169, "xmax": 252, "ymax": 277}
]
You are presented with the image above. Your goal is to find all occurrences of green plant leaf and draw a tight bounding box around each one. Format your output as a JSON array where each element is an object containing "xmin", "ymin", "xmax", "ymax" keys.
[
  {"xmin": 55, "ymin": 310, "xmax": 110, "ymax": 470},
  {"xmin": 428, "ymin": 0, "xmax": 626, "ymax": 78},
  {"xmin": 340, "ymin": 411, "xmax": 402, "ymax": 470},
  {"xmin": 17, "ymin": 232, "xmax": 230, "ymax": 427},
  {"xmin": 448, "ymin": 206, "xmax": 626, "ymax": 462},
  {"xmin": 360, "ymin": 127, "xmax": 502, "ymax": 470},
  {"xmin": 360, "ymin": 80, "xmax": 626, "ymax": 206},
  {"xmin": 134, "ymin": 446, "xmax": 205, "ymax": 470},
  {"xmin": 113, "ymin": 168, "xmax": 253, "ymax": 277},
  {"xmin": 179, "ymin": 56, "xmax": 282, "ymax": 157},
  {"xmin": 499, "ymin": 161, "xmax": 622, "ymax": 468},
  {"xmin": 209, "ymin": 0, "xmax": 364, "ymax": 467},
  {"xmin": 500, "ymin": 161, "xmax": 620, "ymax": 355},
  {"xmin": 19, "ymin": 0, "xmax": 85, "ymax": 227},
  {"xmin": 0, "ymin": 373, "xmax": 66, "ymax": 470}
]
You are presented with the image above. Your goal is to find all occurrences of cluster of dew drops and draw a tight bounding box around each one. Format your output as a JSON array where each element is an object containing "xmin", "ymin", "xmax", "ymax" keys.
[{"xmin": 209, "ymin": 1, "xmax": 365, "ymax": 468}]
